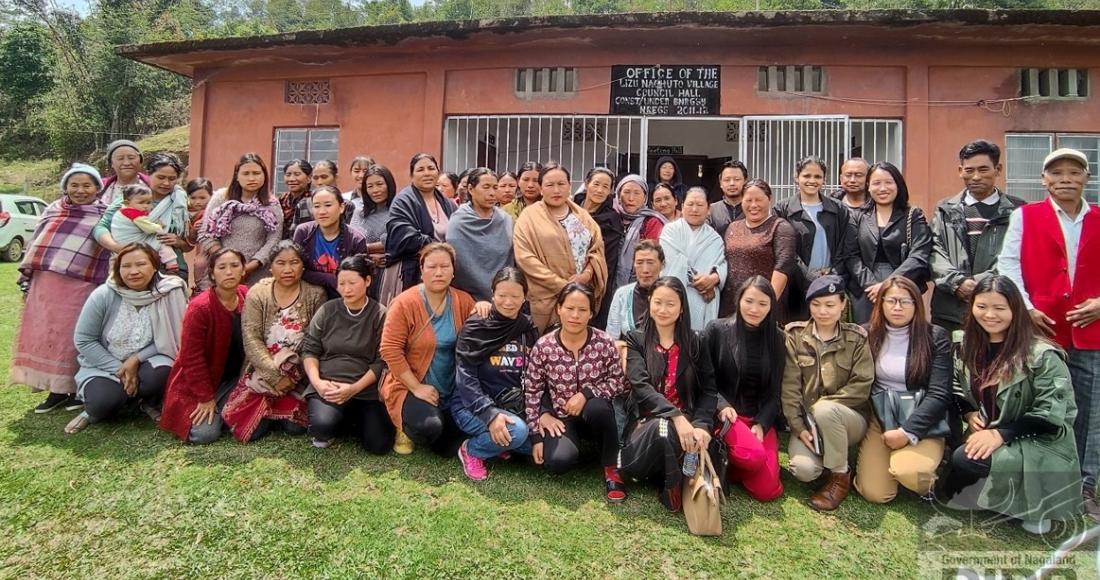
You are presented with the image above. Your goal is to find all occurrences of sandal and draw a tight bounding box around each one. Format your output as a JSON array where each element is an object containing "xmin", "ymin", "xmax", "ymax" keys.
[{"xmin": 64, "ymin": 411, "xmax": 91, "ymax": 435}]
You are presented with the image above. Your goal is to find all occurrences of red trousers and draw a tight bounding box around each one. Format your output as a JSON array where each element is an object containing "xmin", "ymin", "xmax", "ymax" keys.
[{"xmin": 721, "ymin": 416, "xmax": 783, "ymax": 502}]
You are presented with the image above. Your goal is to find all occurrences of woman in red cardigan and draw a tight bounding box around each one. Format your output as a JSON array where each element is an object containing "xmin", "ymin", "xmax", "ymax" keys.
[{"xmin": 160, "ymin": 248, "xmax": 249, "ymax": 443}]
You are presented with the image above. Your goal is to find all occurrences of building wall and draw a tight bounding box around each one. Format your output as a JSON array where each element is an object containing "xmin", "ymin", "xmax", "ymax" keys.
[{"xmin": 188, "ymin": 31, "xmax": 1100, "ymax": 209}]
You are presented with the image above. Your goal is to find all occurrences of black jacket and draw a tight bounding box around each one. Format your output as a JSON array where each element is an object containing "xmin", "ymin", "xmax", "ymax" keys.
[
  {"xmin": 773, "ymin": 194, "xmax": 852, "ymax": 296},
  {"xmin": 703, "ymin": 319, "xmax": 782, "ymax": 432},
  {"xmin": 624, "ymin": 330, "xmax": 717, "ymax": 430},
  {"xmin": 845, "ymin": 206, "xmax": 933, "ymax": 293},
  {"xmin": 889, "ymin": 324, "xmax": 954, "ymax": 440},
  {"xmin": 650, "ymin": 156, "xmax": 686, "ymax": 201}
]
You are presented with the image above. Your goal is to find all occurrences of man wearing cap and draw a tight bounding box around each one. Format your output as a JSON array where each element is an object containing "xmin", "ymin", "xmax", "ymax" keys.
[
  {"xmin": 930, "ymin": 140, "xmax": 1025, "ymax": 332},
  {"xmin": 100, "ymin": 139, "xmax": 147, "ymax": 205},
  {"xmin": 999, "ymin": 147, "xmax": 1100, "ymax": 521},
  {"xmin": 781, "ymin": 274, "xmax": 874, "ymax": 511}
]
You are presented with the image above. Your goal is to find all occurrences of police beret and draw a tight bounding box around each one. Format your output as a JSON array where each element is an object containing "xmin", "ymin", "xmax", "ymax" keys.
[{"xmin": 805, "ymin": 274, "xmax": 845, "ymax": 301}]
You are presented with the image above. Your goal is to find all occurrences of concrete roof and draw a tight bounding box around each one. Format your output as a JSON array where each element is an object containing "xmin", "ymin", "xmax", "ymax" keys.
[{"xmin": 117, "ymin": 9, "xmax": 1100, "ymax": 77}]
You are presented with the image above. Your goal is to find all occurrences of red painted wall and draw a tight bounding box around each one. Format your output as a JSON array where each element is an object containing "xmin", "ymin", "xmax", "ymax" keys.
[{"xmin": 184, "ymin": 25, "xmax": 1100, "ymax": 210}]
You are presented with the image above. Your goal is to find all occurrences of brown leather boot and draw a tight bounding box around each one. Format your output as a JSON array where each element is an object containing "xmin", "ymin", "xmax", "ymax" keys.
[{"xmin": 808, "ymin": 470, "xmax": 851, "ymax": 511}]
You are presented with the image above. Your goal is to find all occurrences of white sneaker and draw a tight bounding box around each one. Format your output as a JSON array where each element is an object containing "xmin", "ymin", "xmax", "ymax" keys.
[{"xmin": 1020, "ymin": 519, "xmax": 1051, "ymax": 535}]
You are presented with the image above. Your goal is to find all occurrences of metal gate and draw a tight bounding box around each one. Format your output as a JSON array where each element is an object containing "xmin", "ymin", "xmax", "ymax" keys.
[
  {"xmin": 443, "ymin": 115, "xmax": 644, "ymax": 191},
  {"xmin": 739, "ymin": 115, "xmax": 850, "ymax": 202}
]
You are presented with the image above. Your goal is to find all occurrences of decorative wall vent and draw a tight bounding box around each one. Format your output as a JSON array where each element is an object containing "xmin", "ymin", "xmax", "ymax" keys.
[
  {"xmin": 285, "ymin": 80, "xmax": 331, "ymax": 104},
  {"xmin": 1020, "ymin": 68, "xmax": 1088, "ymax": 99},
  {"xmin": 757, "ymin": 65, "xmax": 824, "ymax": 94},
  {"xmin": 515, "ymin": 67, "xmax": 576, "ymax": 98}
]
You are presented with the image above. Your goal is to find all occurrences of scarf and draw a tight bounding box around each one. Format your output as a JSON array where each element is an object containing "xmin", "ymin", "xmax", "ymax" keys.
[
  {"xmin": 385, "ymin": 185, "xmax": 458, "ymax": 288},
  {"xmin": 19, "ymin": 197, "xmax": 110, "ymax": 284},
  {"xmin": 512, "ymin": 200, "xmax": 608, "ymax": 330},
  {"xmin": 148, "ymin": 185, "xmax": 191, "ymax": 236},
  {"xmin": 659, "ymin": 219, "xmax": 727, "ymax": 330},
  {"xmin": 107, "ymin": 274, "xmax": 188, "ymax": 359},
  {"xmin": 205, "ymin": 199, "xmax": 280, "ymax": 239},
  {"xmin": 448, "ymin": 203, "xmax": 514, "ymax": 300},
  {"xmin": 455, "ymin": 307, "xmax": 537, "ymax": 366},
  {"xmin": 615, "ymin": 205, "xmax": 667, "ymax": 289}
]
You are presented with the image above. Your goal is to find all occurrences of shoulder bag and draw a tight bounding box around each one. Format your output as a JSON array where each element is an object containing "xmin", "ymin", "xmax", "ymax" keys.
[{"xmin": 870, "ymin": 388, "xmax": 950, "ymax": 439}]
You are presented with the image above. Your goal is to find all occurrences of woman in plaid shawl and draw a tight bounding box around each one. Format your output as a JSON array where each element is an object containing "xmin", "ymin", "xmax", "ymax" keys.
[{"xmin": 10, "ymin": 164, "xmax": 112, "ymax": 414}]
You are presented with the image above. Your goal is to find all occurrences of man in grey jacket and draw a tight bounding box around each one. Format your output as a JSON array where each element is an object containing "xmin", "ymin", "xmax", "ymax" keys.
[{"xmin": 930, "ymin": 140, "xmax": 1024, "ymax": 331}]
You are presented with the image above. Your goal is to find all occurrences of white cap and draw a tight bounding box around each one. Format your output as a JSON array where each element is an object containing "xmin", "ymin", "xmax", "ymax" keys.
[{"xmin": 1043, "ymin": 148, "xmax": 1089, "ymax": 171}]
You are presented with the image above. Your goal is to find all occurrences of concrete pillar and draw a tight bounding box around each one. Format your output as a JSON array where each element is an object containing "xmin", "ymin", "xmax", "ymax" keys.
[{"xmin": 904, "ymin": 63, "xmax": 931, "ymax": 211}]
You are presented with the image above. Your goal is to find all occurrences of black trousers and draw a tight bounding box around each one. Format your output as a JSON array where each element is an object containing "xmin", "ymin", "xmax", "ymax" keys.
[
  {"xmin": 619, "ymin": 417, "xmax": 686, "ymax": 492},
  {"xmin": 82, "ymin": 362, "xmax": 169, "ymax": 423},
  {"xmin": 308, "ymin": 397, "xmax": 395, "ymax": 455},
  {"xmin": 248, "ymin": 419, "xmax": 307, "ymax": 443},
  {"xmin": 402, "ymin": 395, "xmax": 464, "ymax": 456},
  {"xmin": 543, "ymin": 397, "xmax": 620, "ymax": 474},
  {"xmin": 939, "ymin": 444, "xmax": 993, "ymax": 500}
]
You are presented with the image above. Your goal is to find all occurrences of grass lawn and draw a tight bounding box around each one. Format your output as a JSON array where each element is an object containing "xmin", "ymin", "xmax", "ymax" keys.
[{"xmin": 0, "ymin": 261, "xmax": 1095, "ymax": 578}]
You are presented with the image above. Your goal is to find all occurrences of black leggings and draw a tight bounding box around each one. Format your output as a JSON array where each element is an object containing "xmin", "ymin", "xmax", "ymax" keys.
[
  {"xmin": 308, "ymin": 397, "xmax": 395, "ymax": 455},
  {"xmin": 402, "ymin": 395, "xmax": 464, "ymax": 456},
  {"xmin": 939, "ymin": 444, "xmax": 993, "ymax": 500},
  {"xmin": 618, "ymin": 417, "xmax": 687, "ymax": 492},
  {"xmin": 543, "ymin": 397, "xmax": 620, "ymax": 474},
  {"xmin": 83, "ymin": 362, "xmax": 169, "ymax": 423}
]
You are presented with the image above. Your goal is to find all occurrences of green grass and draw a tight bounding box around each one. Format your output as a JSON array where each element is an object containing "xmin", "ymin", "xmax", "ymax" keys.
[
  {"xmin": 0, "ymin": 159, "xmax": 64, "ymax": 200},
  {"xmin": 0, "ymin": 126, "xmax": 190, "ymax": 203},
  {"xmin": 0, "ymin": 261, "xmax": 1095, "ymax": 578}
]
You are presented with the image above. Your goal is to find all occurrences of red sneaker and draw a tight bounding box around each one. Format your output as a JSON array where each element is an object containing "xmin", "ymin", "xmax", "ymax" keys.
[{"xmin": 604, "ymin": 466, "xmax": 627, "ymax": 503}]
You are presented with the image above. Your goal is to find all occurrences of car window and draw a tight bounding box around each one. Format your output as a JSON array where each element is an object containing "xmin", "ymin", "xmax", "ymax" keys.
[
  {"xmin": 33, "ymin": 201, "xmax": 46, "ymax": 215},
  {"xmin": 14, "ymin": 201, "xmax": 38, "ymax": 215}
]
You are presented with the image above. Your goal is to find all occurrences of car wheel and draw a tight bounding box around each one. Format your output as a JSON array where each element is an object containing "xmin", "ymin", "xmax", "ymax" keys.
[{"xmin": 3, "ymin": 237, "xmax": 23, "ymax": 262}]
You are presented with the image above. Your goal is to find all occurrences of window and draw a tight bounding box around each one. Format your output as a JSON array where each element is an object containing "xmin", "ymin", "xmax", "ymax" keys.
[
  {"xmin": 757, "ymin": 65, "xmax": 824, "ymax": 94},
  {"xmin": 514, "ymin": 68, "xmax": 576, "ymax": 98},
  {"xmin": 272, "ymin": 128, "xmax": 340, "ymax": 194},
  {"xmin": 1020, "ymin": 68, "xmax": 1089, "ymax": 99},
  {"xmin": 14, "ymin": 201, "xmax": 38, "ymax": 215},
  {"xmin": 1005, "ymin": 133, "xmax": 1099, "ymax": 202}
]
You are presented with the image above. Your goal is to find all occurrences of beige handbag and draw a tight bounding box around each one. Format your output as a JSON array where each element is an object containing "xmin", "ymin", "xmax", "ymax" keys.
[{"xmin": 682, "ymin": 447, "xmax": 724, "ymax": 536}]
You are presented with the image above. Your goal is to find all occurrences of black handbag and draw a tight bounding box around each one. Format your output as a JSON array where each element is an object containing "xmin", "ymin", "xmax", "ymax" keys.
[
  {"xmin": 707, "ymin": 421, "xmax": 731, "ymax": 494},
  {"xmin": 870, "ymin": 389, "xmax": 950, "ymax": 439}
]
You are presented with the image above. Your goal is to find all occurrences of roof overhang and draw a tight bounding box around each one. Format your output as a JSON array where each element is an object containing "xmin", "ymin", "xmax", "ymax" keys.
[{"xmin": 117, "ymin": 10, "xmax": 1100, "ymax": 77}]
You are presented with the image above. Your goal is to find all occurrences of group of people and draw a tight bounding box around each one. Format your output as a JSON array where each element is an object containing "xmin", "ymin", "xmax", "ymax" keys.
[{"xmin": 8, "ymin": 136, "xmax": 1099, "ymax": 534}]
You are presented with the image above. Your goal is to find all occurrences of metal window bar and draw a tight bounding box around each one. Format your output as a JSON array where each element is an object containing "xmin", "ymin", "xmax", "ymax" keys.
[
  {"xmin": 443, "ymin": 115, "xmax": 645, "ymax": 192},
  {"xmin": 849, "ymin": 119, "xmax": 904, "ymax": 170},
  {"xmin": 1005, "ymin": 133, "xmax": 1055, "ymax": 202},
  {"xmin": 739, "ymin": 115, "xmax": 849, "ymax": 203},
  {"xmin": 272, "ymin": 127, "xmax": 340, "ymax": 194}
]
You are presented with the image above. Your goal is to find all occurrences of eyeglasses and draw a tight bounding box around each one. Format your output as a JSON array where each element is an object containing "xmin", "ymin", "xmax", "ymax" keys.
[{"xmin": 883, "ymin": 297, "xmax": 916, "ymax": 308}]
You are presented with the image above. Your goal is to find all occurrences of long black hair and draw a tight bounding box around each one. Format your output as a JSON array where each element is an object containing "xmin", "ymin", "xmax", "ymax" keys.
[
  {"xmin": 867, "ymin": 161, "xmax": 910, "ymax": 212},
  {"xmin": 359, "ymin": 164, "xmax": 397, "ymax": 217},
  {"xmin": 641, "ymin": 276, "xmax": 698, "ymax": 408},
  {"xmin": 727, "ymin": 276, "xmax": 785, "ymax": 397},
  {"xmin": 961, "ymin": 275, "xmax": 1039, "ymax": 390},
  {"xmin": 228, "ymin": 152, "xmax": 271, "ymax": 204}
]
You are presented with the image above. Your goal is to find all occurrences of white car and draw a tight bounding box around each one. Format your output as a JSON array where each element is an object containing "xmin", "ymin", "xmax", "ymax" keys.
[{"xmin": 0, "ymin": 194, "xmax": 48, "ymax": 262}]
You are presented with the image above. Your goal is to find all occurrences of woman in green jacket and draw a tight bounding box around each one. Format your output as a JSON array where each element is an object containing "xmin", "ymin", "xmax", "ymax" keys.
[{"xmin": 940, "ymin": 275, "xmax": 1081, "ymax": 535}]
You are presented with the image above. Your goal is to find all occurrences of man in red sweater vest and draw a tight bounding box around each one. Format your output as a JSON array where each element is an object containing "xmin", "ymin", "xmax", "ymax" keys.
[{"xmin": 999, "ymin": 147, "xmax": 1100, "ymax": 522}]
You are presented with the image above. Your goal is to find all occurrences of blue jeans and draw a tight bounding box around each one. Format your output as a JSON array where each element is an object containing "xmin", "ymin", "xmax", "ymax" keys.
[
  {"xmin": 1069, "ymin": 348, "xmax": 1100, "ymax": 490},
  {"xmin": 451, "ymin": 406, "xmax": 532, "ymax": 460}
]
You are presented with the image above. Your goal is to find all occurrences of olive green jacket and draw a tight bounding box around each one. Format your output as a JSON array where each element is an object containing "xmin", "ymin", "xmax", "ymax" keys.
[
  {"xmin": 953, "ymin": 338, "xmax": 1081, "ymax": 521},
  {"xmin": 781, "ymin": 321, "xmax": 874, "ymax": 435}
]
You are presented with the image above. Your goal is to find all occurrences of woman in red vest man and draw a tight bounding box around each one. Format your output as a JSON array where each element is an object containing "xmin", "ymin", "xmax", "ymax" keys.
[{"xmin": 998, "ymin": 147, "xmax": 1100, "ymax": 522}]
